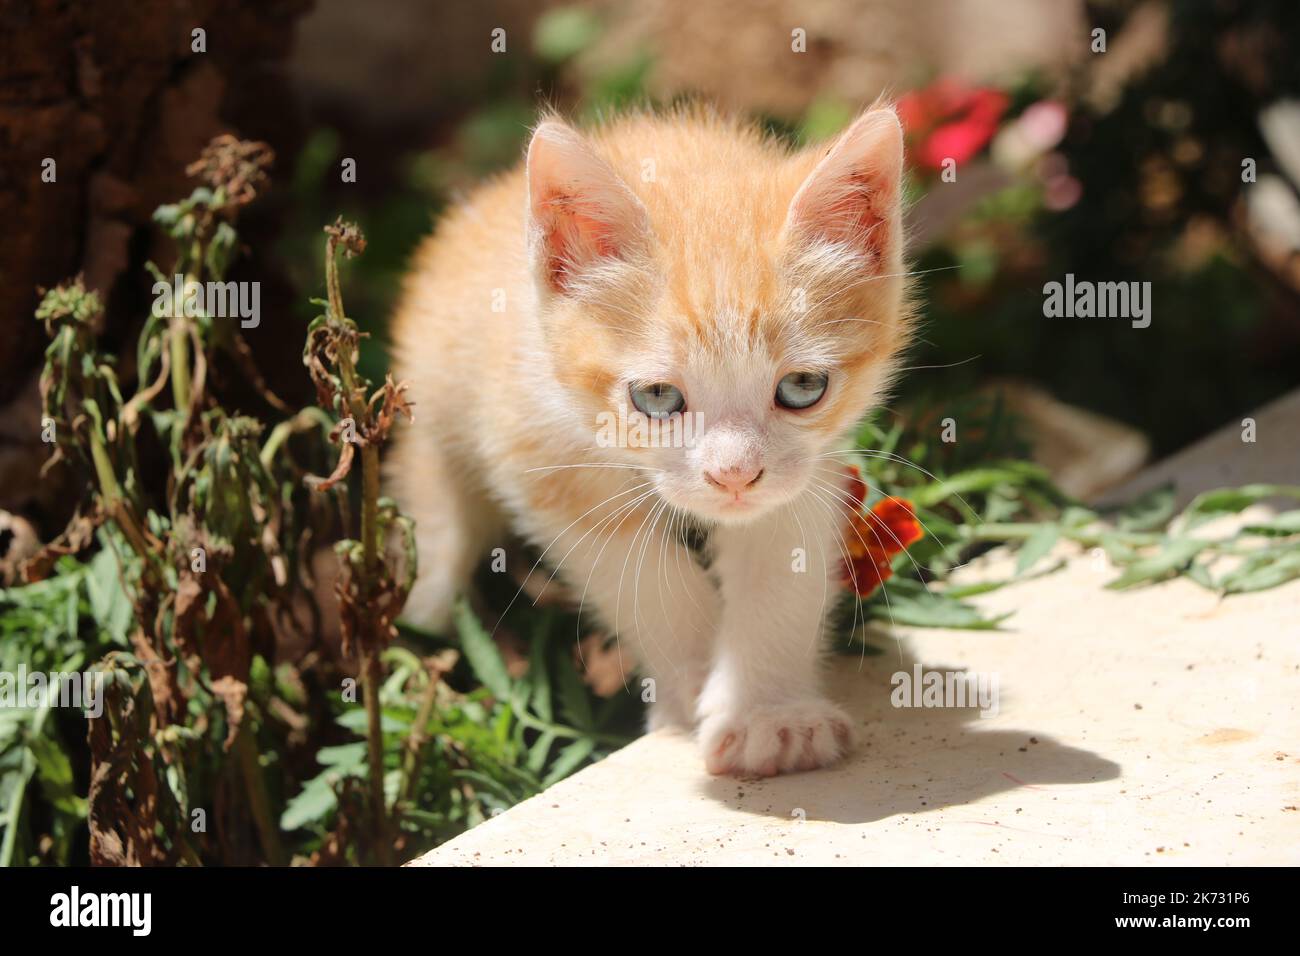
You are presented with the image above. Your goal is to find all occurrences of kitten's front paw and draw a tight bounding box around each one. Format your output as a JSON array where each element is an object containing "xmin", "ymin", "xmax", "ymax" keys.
[{"xmin": 698, "ymin": 700, "xmax": 855, "ymax": 776}]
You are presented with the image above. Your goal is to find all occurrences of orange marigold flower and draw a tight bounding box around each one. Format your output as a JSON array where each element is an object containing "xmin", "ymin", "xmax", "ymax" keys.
[
  {"xmin": 845, "ymin": 464, "xmax": 868, "ymax": 511},
  {"xmin": 839, "ymin": 466, "xmax": 923, "ymax": 597},
  {"xmin": 864, "ymin": 496, "xmax": 924, "ymax": 551},
  {"xmin": 844, "ymin": 548, "xmax": 897, "ymax": 597}
]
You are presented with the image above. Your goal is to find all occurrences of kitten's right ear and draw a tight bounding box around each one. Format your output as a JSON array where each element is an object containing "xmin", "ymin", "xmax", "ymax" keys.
[
  {"xmin": 526, "ymin": 120, "xmax": 650, "ymax": 295},
  {"xmin": 784, "ymin": 107, "xmax": 904, "ymax": 272}
]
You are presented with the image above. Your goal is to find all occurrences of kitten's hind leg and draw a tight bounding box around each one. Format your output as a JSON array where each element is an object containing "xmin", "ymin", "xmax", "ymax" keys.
[{"xmin": 388, "ymin": 441, "xmax": 500, "ymax": 635}]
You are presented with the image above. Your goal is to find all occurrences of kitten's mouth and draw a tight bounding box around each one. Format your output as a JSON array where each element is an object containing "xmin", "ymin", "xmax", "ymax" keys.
[
  {"xmin": 702, "ymin": 485, "xmax": 758, "ymax": 514},
  {"xmin": 684, "ymin": 486, "xmax": 770, "ymax": 521}
]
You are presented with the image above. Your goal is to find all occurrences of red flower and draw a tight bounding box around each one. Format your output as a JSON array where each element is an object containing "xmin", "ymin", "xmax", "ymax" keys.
[
  {"xmin": 840, "ymin": 465, "xmax": 924, "ymax": 597},
  {"xmin": 866, "ymin": 497, "xmax": 924, "ymax": 550},
  {"xmin": 897, "ymin": 77, "xmax": 1009, "ymax": 171},
  {"xmin": 843, "ymin": 545, "xmax": 897, "ymax": 598}
]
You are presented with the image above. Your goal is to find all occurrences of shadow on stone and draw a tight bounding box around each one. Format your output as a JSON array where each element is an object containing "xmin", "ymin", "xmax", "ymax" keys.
[{"xmin": 699, "ymin": 647, "xmax": 1121, "ymax": 826}]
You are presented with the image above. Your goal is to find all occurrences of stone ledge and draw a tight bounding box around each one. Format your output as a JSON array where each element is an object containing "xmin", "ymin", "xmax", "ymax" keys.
[{"xmin": 408, "ymin": 392, "xmax": 1300, "ymax": 866}]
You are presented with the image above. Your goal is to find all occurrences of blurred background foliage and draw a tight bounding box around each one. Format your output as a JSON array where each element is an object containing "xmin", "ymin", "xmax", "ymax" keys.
[{"xmin": 277, "ymin": 0, "xmax": 1300, "ymax": 461}]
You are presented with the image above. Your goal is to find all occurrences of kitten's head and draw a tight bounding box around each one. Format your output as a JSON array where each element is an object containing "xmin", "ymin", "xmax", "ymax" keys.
[{"xmin": 525, "ymin": 106, "xmax": 912, "ymax": 525}]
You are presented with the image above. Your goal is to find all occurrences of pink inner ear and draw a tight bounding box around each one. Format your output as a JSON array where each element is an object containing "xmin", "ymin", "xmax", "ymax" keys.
[
  {"xmin": 791, "ymin": 164, "xmax": 896, "ymax": 268},
  {"xmin": 539, "ymin": 192, "xmax": 620, "ymax": 293},
  {"xmin": 814, "ymin": 171, "xmax": 889, "ymax": 263},
  {"xmin": 527, "ymin": 121, "xmax": 648, "ymax": 295},
  {"xmin": 787, "ymin": 110, "xmax": 903, "ymax": 269}
]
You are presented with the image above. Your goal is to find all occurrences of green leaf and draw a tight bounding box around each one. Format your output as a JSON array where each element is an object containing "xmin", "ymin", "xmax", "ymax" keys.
[
  {"xmin": 28, "ymin": 733, "xmax": 85, "ymax": 817},
  {"xmin": 453, "ymin": 599, "xmax": 512, "ymax": 700},
  {"xmin": 1105, "ymin": 538, "xmax": 1209, "ymax": 590},
  {"xmin": 1243, "ymin": 511, "xmax": 1300, "ymax": 536},
  {"xmin": 1218, "ymin": 548, "xmax": 1300, "ymax": 594},
  {"xmin": 542, "ymin": 738, "xmax": 596, "ymax": 787},
  {"xmin": 869, "ymin": 591, "xmax": 1011, "ymax": 630},
  {"xmin": 528, "ymin": 616, "xmax": 553, "ymax": 723},
  {"xmin": 555, "ymin": 643, "xmax": 593, "ymax": 730},
  {"xmin": 1060, "ymin": 505, "xmax": 1098, "ymax": 529},
  {"xmin": 1184, "ymin": 560, "xmax": 1218, "ymax": 591},
  {"xmin": 451, "ymin": 768, "xmax": 524, "ymax": 804},
  {"xmin": 1181, "ymin": 484, "xmax": 1300, "ymax": 530},
  {"xmin": 943, "ymin": 579, "xmax": 1011, "ymax": 599},
  {"xmin": 1188, "ymin": 484, "xmax": 1300, "ymax": 512},
  {"xmin": 1015, "ymin": 525, "xmax": 1060, "ymax": 574},
  {"xmin": 86, "ymin": 541, "xmax": 132, "ymax": 646},
  {"xmin": 1117, "ymin": 483, "xmax": 1176, "ymax": 532},
  {"xmin": 317, "ymin": 742, "xmax": 367, "ymax": 769},
  {"xmin": 526, "ymin": 730, "xmax": 557, "ymax": 774},
  {"xmin": 336, "ymin": 709, "xmax": 408, "ymax": 735},
  {"xmin": 911, "ymin": 463, "xmax": 1050, "ymax": 511},
  {"xmin": 280, "ymin": 772, "xmax": 342, "ymax": 831}
]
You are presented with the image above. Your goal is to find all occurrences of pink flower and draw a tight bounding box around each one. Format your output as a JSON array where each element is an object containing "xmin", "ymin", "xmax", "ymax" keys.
[
  {"xmin": 1017, "ymin": 101, "xmax": 1068, "ymax": 153},
  {"xmin": 992, "ymin": 100, "xmax": 1071, "ymax": 169}
]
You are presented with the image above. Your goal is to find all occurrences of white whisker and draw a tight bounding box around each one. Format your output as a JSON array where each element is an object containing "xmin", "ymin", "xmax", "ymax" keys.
[{"xmin": 489, "ymin": 479, "xmax": 656, "ymax": 641}]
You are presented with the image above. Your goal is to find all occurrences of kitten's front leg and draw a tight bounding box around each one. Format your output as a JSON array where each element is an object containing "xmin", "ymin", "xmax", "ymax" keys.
[
  {"xmin": 698, "ymin": 490, "xmax": 855, "ymax": 776},
  {"xmin": 538, "ymin": 501, "xmax": 719, "ymax": 731}
]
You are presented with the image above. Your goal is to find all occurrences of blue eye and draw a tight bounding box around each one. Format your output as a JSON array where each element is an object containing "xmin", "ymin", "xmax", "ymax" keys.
[
  {"xmin": 776, "ymin": 371, "xmax": 828, "ymax": 409},
  {"xmin": 630, "ymin": 382, "xmax": 686, "ymax": 418}
]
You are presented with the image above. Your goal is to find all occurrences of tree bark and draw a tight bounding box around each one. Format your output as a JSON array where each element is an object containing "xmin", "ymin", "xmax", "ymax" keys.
[{"xmin": 0, "ymin": 0, "xmax": 312, "ymax": 516}]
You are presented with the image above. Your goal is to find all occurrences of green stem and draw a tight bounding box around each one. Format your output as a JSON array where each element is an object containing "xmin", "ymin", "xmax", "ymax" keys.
[
  {"xmin": 324, "ymin": 232, "xmax": 390, "ymax": 862},
  {"xmin": 398, "ymin": 667, "xmax": 440, "ymax": 806},
  {"xmin": 170, "ymin": 242, "xmax": 205, "ymax": 419},
  {"xmin": 169, "ymin": 315, "xmax": 191, "ymax": 414},
  {"xmin": 88, "ymin": 425, "xmax": 157, "ymax": 577},
  {"xmin": 259, "ymin": 407, "xmax": 335, "ymax": 469},
  {"xmin": 88, "ymin": 427, "xmax": 122, "ymax": 507},
  {"xmin": 234, "ymin": 725, "xmax": 285, "ymax": 866},
  {"xmin": 360, "ymin": 445, "xmax": 380, "ymax": 579},
  {"xmin": 361, "ymin": 651, "xmax": 391, "ymax": 865}
]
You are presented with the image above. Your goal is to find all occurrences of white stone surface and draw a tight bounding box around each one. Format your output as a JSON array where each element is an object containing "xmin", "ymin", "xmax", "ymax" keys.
[{"xmin": 410, "ymin": 394, "xmax": 1300, "ymax": 866}]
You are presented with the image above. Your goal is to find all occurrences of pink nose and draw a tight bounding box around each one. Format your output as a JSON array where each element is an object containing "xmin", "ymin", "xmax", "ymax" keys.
[{"xmin": 704, "ymin": 465, "xmax": 764, "ymax": 494}]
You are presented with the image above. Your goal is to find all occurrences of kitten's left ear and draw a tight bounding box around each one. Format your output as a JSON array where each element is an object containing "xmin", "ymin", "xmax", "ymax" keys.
[
  {"xmin": 784, "ymin": 107, "xmax": 904, "ymax": 270},
  {"xmin": 526, "ymin": 120, "xmax": 651, "ymax": 295}
]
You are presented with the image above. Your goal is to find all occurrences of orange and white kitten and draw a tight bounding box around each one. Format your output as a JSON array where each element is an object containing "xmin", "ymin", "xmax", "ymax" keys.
[{"xmin": 388, "ymin": 105, "xmax": 912, "ymax": 776}]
